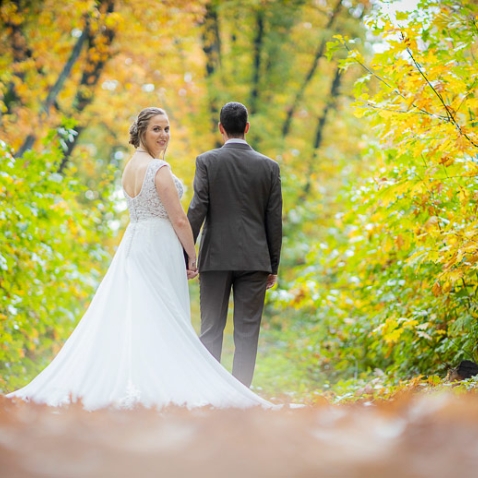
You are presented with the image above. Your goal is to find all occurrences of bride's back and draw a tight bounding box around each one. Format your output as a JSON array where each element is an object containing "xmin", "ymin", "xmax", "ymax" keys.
[{"xmin": 122, "ymin": 156, "xmax": 153, "ymax": 198}]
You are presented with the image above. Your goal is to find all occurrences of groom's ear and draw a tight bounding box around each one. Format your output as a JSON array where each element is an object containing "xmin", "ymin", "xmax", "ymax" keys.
[
  {"xmin": 244, "ymin": 122, "xmax": 250, "ymax": 134},
  {"xmin": 218, "ymin": 122, "xmax": 225, "ymax": 135}
]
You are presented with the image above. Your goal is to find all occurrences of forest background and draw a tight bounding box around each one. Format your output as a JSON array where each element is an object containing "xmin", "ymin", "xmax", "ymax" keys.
[{"xmin": 0, "ymin": 0, "xmax": 477, "ymax": 403}]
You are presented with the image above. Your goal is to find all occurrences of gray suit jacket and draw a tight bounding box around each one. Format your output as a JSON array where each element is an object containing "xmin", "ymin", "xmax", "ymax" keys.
[{"xmin": 187, "ymin": 142, "xmax": 282, "ymax": 274}]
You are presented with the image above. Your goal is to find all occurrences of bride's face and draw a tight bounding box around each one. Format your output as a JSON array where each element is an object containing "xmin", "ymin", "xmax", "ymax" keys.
[{"xmin": 142, "ymin": 114, "xmax": 170, "ymax": 158}]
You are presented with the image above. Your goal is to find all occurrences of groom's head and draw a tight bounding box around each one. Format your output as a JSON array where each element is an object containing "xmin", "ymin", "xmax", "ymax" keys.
[{"xmin": 219, "ymin": 102, "xmax": 249, "ymax": 139}]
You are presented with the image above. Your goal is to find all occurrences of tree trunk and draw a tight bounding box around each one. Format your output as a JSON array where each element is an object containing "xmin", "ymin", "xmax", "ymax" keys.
[
  {"xmin": 57, "ymin": 0, "xmax": 116, "ymax": 171},
  {"xmin": 303, "ymin": 65, "xmax": 343, "ymax": 196},
  {"xmin": 281, "ymin": 0, "xmax": 342, "ymax": 138},
  {"xmin": 15, "ymin": 20, "xmax": 90, "ymax": 158},
  {"xmin": 201, "ymin": 0, "xmax": 222, "ymax": 144},
  {"xmin": 249, "ymin": 10, "xmax": 264, "ymax": 115},
  {"xmin": 13, "ymin": 1, "xmax": 116, "ymax": 165},
  {"xmin": 43, "ymin": 20, "xmax": 90, "ymax": 115},
  {"xmin": 2, "ymin": 0, "xmax": 34, "ymax": 117}
]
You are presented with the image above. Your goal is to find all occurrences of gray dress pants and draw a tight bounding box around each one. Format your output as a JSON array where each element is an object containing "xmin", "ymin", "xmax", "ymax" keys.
[{"xmin": 199, "ymin": 270, "xmax": 269, "ymax": 387}]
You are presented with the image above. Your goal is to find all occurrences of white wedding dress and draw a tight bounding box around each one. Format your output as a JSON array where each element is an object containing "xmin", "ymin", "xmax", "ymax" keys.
[{"xmin": 7, "ymin": 159, "xmax": 272, "ymax": 411}]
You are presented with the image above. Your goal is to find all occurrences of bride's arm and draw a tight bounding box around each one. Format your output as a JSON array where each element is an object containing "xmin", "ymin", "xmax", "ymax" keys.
[{"xmin": 155, "ymin": 167, "xmax": 197, "ymax": 274}]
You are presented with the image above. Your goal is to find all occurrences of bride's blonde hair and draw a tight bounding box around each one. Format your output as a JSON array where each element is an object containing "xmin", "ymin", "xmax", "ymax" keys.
[{"xmin": 129, "ymin": 107, "xmax": 168, "ymax": 151}]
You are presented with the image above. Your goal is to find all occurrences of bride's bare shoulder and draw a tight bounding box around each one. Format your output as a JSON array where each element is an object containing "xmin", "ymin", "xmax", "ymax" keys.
[{"xmin": 122, "ymin": 155, "xmax": 147, "ymax": 176}]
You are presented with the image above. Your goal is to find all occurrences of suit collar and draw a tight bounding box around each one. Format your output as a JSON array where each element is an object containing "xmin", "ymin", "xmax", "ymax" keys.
[{"xmin": 222, "ymin": 143, "xmax": 253, "ymax": 151}]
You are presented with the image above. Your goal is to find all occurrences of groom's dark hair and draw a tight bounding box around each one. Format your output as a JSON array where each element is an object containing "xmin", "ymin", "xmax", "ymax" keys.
[{"xmin": 220, "ymin": 102, "xmax": 248, "ymax": 137}]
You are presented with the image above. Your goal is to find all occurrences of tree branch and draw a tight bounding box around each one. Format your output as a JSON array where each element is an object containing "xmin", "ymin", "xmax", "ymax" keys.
[
  {"xmin": 362, "ymin": 103, "xmax": 448, "ymax": 120},
  {"xmin": 405, "ymin": 40, "xmax": 478, "ymax": 149}
]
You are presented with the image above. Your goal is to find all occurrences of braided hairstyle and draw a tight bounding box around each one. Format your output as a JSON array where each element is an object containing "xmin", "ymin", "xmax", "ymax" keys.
[{"xmin": 129, "ymin": 107, "xmax": 168, "ymax": 155}]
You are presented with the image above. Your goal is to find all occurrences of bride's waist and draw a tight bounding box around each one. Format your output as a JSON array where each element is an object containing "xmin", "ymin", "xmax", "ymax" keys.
[
  {"xmin": 127, "ymin": 217, "xmax": 173, "ymax": 228},
  {"xmin": 129, "ymin": 215, "xmax": 171, "ymax": 223}
]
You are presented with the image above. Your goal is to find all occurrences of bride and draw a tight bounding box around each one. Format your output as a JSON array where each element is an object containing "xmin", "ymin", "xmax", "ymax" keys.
[{"xmin": 7, "ymin": 107, "xmax": 272, "ymax": 410}]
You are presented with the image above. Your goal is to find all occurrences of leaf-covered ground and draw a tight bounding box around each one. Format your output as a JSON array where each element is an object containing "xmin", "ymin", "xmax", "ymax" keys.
[{"xmin": 2, "ymin": 392, "xmax": 478, "ymax": 477}]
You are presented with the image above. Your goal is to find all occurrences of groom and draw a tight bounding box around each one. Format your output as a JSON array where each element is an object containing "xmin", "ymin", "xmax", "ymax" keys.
[{"xmin": 187, "ymin": 101, "xmax": 282, "ymax": 387}]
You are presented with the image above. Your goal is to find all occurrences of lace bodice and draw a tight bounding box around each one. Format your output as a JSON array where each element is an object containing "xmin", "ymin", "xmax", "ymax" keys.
[{"xmin": 124, "ymin": 159, "xmax": 184, "ymax": 222}]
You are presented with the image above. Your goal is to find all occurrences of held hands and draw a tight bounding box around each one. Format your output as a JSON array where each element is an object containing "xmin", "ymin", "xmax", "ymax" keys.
[
  {"xmin": 187, "ymin": 257, "xmax": 198, "ymax": 280},
  {"xmin": 266, "ymin": 274, "xmax": 278, "ymax": 289}
]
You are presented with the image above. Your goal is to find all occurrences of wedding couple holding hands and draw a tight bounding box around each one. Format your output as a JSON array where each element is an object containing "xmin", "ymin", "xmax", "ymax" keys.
[{"xmin": 7, "ymin": 102, "xmax": 283, "ymax": 410}]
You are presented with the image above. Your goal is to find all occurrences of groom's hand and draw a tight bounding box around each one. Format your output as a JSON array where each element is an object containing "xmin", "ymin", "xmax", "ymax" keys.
[
  {"xmin": 266, "ymin": 274, "xmax": 277, "ymax": 289},
  {"xmin": 187, "ymin": 258, "xmax": 198, "ymax": 280},
  {"xmin": 187, "ymin": 269, "xmax": 198, "ymax": 280}
]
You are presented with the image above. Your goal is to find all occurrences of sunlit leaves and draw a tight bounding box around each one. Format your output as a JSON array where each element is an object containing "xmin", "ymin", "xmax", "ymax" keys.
[{"xmin": 275, "ymin": 0, "xmax": 478, "ymax": 390}]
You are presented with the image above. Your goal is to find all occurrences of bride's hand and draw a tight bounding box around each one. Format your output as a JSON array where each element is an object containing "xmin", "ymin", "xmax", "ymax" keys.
[
  {"xmin": 187, "ymin": 269, "xmax": 198, "ymax": 280},
  {"xmin": 187, "ymin": 258, "xmax": 198, "ymax": 280}
]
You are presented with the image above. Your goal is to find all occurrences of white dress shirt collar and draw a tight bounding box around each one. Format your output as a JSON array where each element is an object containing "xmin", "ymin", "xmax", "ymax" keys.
[{"xmin": 225, "ymin": 138, "xmax": 248, "ymax": 145}]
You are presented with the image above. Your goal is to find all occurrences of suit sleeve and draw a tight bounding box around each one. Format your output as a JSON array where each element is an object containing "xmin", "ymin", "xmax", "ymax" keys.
[
  {"xmin": 265, "ymin": 163, "xmax": 282, "ymax": 275},
  {"xmin": 187, "ymin": 156, "xmax": 209, "ymax": 243}
]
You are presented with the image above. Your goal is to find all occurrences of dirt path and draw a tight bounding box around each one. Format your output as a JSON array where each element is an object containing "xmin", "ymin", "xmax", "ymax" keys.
[{"xmin": 1, "ymin": 392, "xmax": 478, "ymax": 477}]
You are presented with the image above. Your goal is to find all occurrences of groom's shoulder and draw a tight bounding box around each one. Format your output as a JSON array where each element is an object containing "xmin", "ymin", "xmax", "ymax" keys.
[
  {"xmin": 197, "ymin": 148, "xmax": 222, "ymax": 162},
  {"xmin": 253, "ymin": 149, "xmax": 280, "ymax": 169}
]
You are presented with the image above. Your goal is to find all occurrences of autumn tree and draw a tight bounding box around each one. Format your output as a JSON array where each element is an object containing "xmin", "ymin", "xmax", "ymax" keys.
[{"xmin": 273, "ymin": 0, "xmax": 478, "ymax": 391}]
